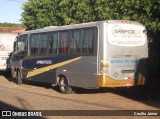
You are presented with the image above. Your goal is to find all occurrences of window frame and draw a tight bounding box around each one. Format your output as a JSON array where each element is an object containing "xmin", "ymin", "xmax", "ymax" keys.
[
  {"xmin": 14, "ymin": 34, "xmax": 28, "ymax": 56},
  {"xmin": 30, "ymin": 33, "xmax": 40, "ymax": 55},
  {"xmin": 48, "ymin": 31, "xmax": 59, "ymax": 55},
  {"xmin": 39, "ymin": 33, "xmax": 48, "ymax": 55},
  {"xmin": 28, "ymin": 26, "xmax": 98, "ymax": 56}
]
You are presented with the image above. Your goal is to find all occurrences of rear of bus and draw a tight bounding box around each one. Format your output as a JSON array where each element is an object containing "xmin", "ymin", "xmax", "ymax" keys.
[{"xmin": 98, "ymin": 20, "xmax": 148, "ymax": 87}]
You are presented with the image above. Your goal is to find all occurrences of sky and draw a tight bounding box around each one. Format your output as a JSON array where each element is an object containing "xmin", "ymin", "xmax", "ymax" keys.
[{"xmin": 0, "ymin": 0, "xmax": 28, "ymax": 24}]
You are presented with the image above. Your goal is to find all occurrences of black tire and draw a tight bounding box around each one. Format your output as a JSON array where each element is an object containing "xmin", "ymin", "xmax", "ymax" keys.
[
  {"xmin": 59, "ymin": 76, "xmax": 73, "ymax": 94},
  {"xmin": 17, "ymin": 70, "xmax": 23, "ymax": 85}
]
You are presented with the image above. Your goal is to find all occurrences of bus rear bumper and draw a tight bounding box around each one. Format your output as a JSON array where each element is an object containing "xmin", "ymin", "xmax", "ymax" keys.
[{"xmin": 98, "ymin": 75, "xmax": 145, "ymax": 87}]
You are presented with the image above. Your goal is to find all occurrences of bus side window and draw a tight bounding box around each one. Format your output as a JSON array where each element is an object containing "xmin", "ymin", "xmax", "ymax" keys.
[
  {"xmin": 39, "ymin": 33, "xmax": 48, "ymax": 55},
  {"xmin": 13, "ymin": 41, "xmax": 17, "ymax": 54},
  {"xmin": 17, "ymin": 35, "xmax": 28, "ymax": 55},
  {"xmin": 23, "ymin": 35, "xmax": 28, "ymax": 55},
  {"xmin": 30, "ymin": 34, "xmax": 39, "ymax": 55},
  {"xmin": 59, "ymin": 31, "xmax": 69, "ymax": 54},
  {"xmin": 69, "ymin": 29, "xmax": 82, "ymax": 54},
  {"xmin": 48, "ymin": 32, "xmax": 58, "ymax": 55},
  {"xmin": 82, "ymin": 28, "xmax": 94, "ymax": 55},
  {"xmin": 53, "ymin": 32, "xmax": 58, "ymax": 54},
  {"xmin": 48, "ymin": 32, "xmax": 53, "ymax": 54}
]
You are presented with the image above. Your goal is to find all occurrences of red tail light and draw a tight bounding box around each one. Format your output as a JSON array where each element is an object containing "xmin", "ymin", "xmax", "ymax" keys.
[{"xmin": 100, "ymin": 59, "xmax": 109, "ymax": 75}]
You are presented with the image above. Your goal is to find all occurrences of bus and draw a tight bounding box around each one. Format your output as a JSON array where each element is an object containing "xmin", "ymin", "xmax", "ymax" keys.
[
  {"xmin": 0, "ymin": 33, "xmax": 17, "ymax": 71},
  {"xmin": 10, "ymin": 20, "xmax": 148, "ymax": 94}
]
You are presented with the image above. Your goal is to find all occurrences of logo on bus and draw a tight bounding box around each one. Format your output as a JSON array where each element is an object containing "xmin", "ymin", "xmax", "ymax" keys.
[
  {"xmin": 36, "ymin": 60, "xmax": 52, "ymax": 64},
  {"xmin": 112, "ymin": 25, "xmax": 140, "ymax": 37}
]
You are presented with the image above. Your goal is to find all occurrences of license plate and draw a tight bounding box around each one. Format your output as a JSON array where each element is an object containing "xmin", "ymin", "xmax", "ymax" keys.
[{"xmin": 122, "ymin": 70, "xmax": 135, "ymax": 73}]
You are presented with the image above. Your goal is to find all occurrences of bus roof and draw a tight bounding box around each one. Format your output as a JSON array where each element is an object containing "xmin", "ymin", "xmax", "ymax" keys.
[{"xmin": 20, "ymin": 20, "xmax": 144, "ymax": 35}]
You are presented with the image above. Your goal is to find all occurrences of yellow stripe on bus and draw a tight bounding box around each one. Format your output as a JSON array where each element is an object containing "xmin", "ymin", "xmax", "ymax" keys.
[{"xmin": 26, "ymin": 57, "xmax": 81, "ymax": 78}]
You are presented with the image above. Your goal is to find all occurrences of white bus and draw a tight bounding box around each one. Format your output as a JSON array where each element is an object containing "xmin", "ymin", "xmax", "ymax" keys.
[
  {"xmin": 10, "ymin": 20, "xmax": 148, "ymax": 93},
  {"xmin": 0, "ymin": 33, "xmax": 17, "ymax": 71}
]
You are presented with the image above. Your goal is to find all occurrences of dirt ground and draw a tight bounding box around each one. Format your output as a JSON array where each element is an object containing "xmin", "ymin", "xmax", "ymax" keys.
[{"xmin": 0, "ymin": 72, "xmax": 159, "ymax": 119}]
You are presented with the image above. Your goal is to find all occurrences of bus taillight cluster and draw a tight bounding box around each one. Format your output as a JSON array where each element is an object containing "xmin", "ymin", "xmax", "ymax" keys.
[{"xmin": 100, "ymin": 59, "xmax": 109, "ymax": 75}]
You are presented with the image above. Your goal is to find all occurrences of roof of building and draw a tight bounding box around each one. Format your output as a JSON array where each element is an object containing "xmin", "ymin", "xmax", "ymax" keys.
[{"xmin": 0, "ymin": 27, "xmax": 25, "ymax": 33}]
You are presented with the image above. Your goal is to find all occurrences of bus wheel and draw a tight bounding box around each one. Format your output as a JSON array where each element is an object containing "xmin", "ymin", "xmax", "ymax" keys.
[
  {"xmin": 59, "ymin": 76, "xmax": 72, "ymax": 94},
  {"xmin": 17, "ymin": 70, "xmax": 23, "ymax": 85},
  {"xmin": 11, "ymin": 68, "xmax": 16, "ymax": 79}
]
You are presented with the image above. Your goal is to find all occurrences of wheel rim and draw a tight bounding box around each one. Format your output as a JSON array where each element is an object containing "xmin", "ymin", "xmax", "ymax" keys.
[
  {"xmin": 60, "ymin": 77, "xmax": 68, "ymax": 91},
  {"xmin": 17, "ymin": 71, "xmax": 22, "ymax": 84},
  {"xmin": 18, "ymin": 71, "xmax": 21, "ymax": 80}
]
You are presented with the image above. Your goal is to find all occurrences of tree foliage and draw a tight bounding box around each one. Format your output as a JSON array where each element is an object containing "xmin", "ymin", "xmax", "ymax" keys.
[
  {"xmin": 22, "ymin": 0, "xmax": 159, "ymax": 30},
  {"xmin": 21, "ymin": 0, "xmax": 159, "ymax": 45},
  {"xmin": 0, "ymin": 22, "xmax": 21, "ymax": 27}
]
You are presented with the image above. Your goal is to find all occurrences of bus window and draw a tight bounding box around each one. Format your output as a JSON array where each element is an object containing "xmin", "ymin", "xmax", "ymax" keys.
[
  {"xmin": 13, "ymin": 37, "xmax": 18, "ymax": 55},
  {"xmin": 69, "ymin": 29, "xmax": 82, "ymax": 54},
  {"xmin": 39, "ymin": 33, "xmax": 48, "ymax": 55},
  {"xmin": 17, "ymin": 35, "xmax": 28, "ymax": 55},
  {"xmin": 30, "ymin": 34, "xmax": 39, "ymax": 55},
  {"xmin": 48, "ymin": 32, "xmax": 58, "ymax": 55},
  {"xmin": 59, "ymin": 31, "xmax": 69, "ymax": 54},
  {"xmin": 82, "ymin": 28, "xmax": 95, "ymax": 55},
  {"xmin": 53, "ymin": 32, "xmax": 58, "ymax": 54},
  {"xmin": 13, "ymin": 41, "xmax": 16, "ymax": 53}
]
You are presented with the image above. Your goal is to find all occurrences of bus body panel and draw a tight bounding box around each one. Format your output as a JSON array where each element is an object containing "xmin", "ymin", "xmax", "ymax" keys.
[
  {"xmin": 20, "ymin": 55, "xmax": 97, "ymax": 88},
  {"xmin": 98, "ymin": 21, "xmax": 148, "ymax": 87},
  {"xmin": 10, "ymin": 20, "xmax": 148, "ymax": 89},
  {"xmin": 21, "ymin": 55, "xmax": 80, "ymax": 83},
  {"xmin": 56, "ymin": 56, "xmax": 97, "ymax": 88}
]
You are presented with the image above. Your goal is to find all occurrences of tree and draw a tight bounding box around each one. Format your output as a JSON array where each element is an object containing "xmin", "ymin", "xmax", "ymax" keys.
[
  {"xmin": 21, "ymin": 0, "xmax": 159, "ymax": 42},
  {"xmin": 93, "ymin": 0, "xmax": 160, "ymax": 44},
  {"xmin": 22, "ymin": 0, "xmax": 159, "ymax": 31},
  {"xmin": 0, "ymin": 22, "xmax": 21, "ymax": 27},
  {"xmin": 22, "ymin": 0, "xmax": 61, "ymax": 30}
]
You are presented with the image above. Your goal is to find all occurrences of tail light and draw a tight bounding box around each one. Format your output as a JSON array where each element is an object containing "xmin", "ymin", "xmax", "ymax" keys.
[{"xmin": 100, "ymin": 59, "xmax": 109, "ymax": 75}]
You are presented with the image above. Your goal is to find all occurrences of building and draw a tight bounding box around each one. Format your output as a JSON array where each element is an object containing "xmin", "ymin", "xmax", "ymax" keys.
[{"xmin": 0, "ymin": 27, "xmax": 25, "ymax": 71}]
